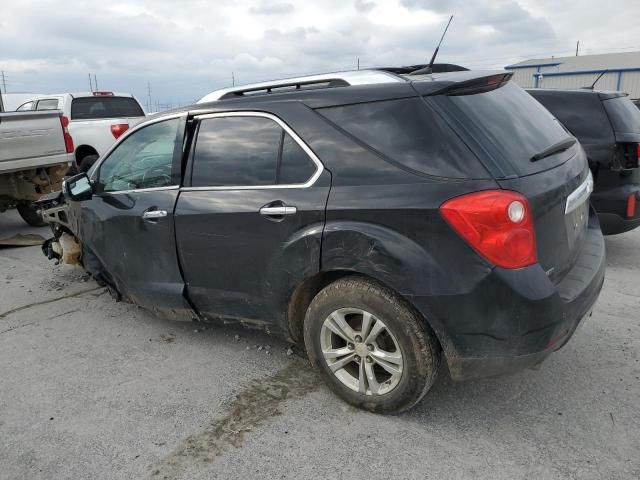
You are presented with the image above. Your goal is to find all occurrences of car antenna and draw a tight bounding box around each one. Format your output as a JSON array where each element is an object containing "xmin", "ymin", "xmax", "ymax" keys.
[
  {"xmin": 585, "ymin": 70, "xmax": 608, "ymax": 90},
  {"xmin": 426, "ymin": 15, "xmax": 454, "ymax": 74}
]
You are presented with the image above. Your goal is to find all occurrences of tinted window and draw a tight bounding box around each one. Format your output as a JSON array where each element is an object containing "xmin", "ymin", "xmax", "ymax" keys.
[
  {"xmin": 98, "ymin": 119, "xmax": 179, "ymax": 192},
  {"xmin": 16, "ymin": 101, "xmax": 34, "ymax": 111},
  {"xmin": 278, "ymin": 133, "xmax": 316, "ymax": 184},
  {"xmin": 603, "ymin": 96, "xmax": 640, "ymax": 134},
  {"xmin": 191, "ymin": 117, "xmax": 281, "ymax": 187},
  {"xmin": 36, "ymin": 99, "xmax": 59, "ymax": 110},
  {"xmin": 317, "ymin": 97, "xmax": 488, "ymax": 179},
  {"xmin": 528, "ymin": 91, "xmax": 613, "ymax": 144},
  {"xmin": 443, "ymin": 82, "xmax": 573, "ymax": 176},
  {"xmin": 71, "ymin": 96, "xmax": 144, "ymax": 120}
]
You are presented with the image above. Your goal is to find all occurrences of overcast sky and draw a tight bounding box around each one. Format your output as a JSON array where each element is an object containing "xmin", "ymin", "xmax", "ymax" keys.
[{"xmin": 1, "ymin": 0, "xmax": 639, "ymax": 109}]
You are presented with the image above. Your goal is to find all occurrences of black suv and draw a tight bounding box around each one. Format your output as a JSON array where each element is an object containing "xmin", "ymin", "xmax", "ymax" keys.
[
  {"xmin": 44, "ymin": 70, "xmax": 605, "ymax": 413},
  {"xmin": 528, "ymin": 88, "xmax": 640, "ymax": 235}
]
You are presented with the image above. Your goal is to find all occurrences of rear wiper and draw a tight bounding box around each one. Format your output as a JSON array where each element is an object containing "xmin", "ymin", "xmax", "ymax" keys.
[{"xmin": 531, "ymin": 137, "xmax": 576, "ymax": 162}]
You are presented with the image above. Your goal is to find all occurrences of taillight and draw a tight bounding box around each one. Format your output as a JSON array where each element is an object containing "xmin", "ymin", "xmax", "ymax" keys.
[
  {"xmin": 440, "ymin": 190, "xmax": 537, "ymax": 269},
  {"xmin": 636, "ymin": 144, "xmax": 640, "ymax": 167},
  {"xmin": 60, "ymin": 115, "xmax": 74, "ymax": 154},
  {"xmin": 627, "ymin": 193, "xmax": 637, "ymax": 218},
  {"xmin": 111, "ymin": 123, "xmax": 129, "ymax": 139}
]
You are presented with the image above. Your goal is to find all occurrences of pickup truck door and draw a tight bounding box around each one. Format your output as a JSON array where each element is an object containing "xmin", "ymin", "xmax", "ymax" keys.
[{"xmin": 81, "ymin": 114, "xmax": 190, "ymax": 319}]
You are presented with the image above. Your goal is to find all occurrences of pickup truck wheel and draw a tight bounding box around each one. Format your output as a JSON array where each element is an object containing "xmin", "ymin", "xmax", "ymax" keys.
[
  {"xmin": 303, "ymin": 276, "xmax": 441, "ymax": 414},
  {"xmin": 78, "ymin": 154, "xmax": 99, "ymax": 173},
  {"xmin": 17, "ymin": 203, "xmax": 46, "ymax": 227}
]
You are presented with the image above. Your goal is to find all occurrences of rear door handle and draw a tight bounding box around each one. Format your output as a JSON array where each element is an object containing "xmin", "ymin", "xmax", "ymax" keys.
[
  {"xmin": 142, "ymin": 209, "xmax": 167, "ymax": 221},
  {"xmin": 259, "ymin": 206, "xmax": 297, "ymax": 216}
]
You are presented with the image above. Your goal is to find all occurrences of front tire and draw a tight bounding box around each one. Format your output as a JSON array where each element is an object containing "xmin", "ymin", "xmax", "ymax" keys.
[
  {"xmin": 17, "ymin": 203, "xmax": 46, "ymax": 227},
  {"xmin": 303, "ymin": 276, "xmax": 441, "ymax": 414}
]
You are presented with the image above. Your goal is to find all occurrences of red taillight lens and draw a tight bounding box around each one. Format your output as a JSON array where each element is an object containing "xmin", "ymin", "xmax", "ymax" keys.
[
  {"xmin": 440, "ymin": 190, "xmax": 537, "ymax": 269},
  {"xmin": 60, "ymin": 115, "xmax": 74, "ymax": 154},
  {"xmin": 636, "ymin": 144, "xmax": 640, "ymax": 167},
  {"xmin": 627, "ymin": 193, "xmax": 637, "ymax": 218},
  {"xmin": 110, "ymin": 123, "xmax": 129, "ymax": 139}
]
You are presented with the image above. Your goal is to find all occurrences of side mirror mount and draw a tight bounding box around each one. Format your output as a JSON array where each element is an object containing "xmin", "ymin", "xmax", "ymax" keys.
[{"xmin": 64, "ymin": 173, "xmax": 93, "ymax": 201}]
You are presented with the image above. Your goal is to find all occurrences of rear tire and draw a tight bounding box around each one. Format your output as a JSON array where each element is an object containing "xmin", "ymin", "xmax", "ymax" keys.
[
  {"xmin": 78, "ymin": 154, "xmax": 99, "ymax": 173},
  {"xmin": 303, "ymin": 276, "xmax": 441, "ymax": 414},
  {"xmin": 17, "ymin": 203, "xmax": 46, "ymax": 227}
]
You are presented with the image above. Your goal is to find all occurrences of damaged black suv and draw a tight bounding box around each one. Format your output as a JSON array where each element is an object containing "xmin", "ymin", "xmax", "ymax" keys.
[{"xmin": 41, "ymin": 69, "xmax": 605, "ymax": 413}]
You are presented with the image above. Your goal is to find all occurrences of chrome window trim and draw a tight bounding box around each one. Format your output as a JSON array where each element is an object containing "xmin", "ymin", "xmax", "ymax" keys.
[
  {"xmin": 565, "ymin": 170, "xmax": 594, "ymax": 214},
  {"xmin": 181, "ymin": 111, "xmax": 325, "ymax": 191},
  {"xmin": 95, "ymin": 185, "xmax": 180, "ymax": 196},
  {"xmin": 89, "ymin": 112, "xmax": 188, "ymax": 183}
]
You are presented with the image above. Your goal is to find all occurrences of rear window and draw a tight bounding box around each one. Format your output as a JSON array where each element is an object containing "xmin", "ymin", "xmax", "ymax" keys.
[
  {"xmin": 603, "ymin": 96, "xmax": 640, "ymax": 134},
  {"xmin": 438, "ymin": 82, "xmax": 574, "ymax": 177},
  {"xmin": 317, "ymin": 97, "xmax": 488, "ymax": 179},
  {"xmin": 528, "ymin": 90, "xmax": 614, "ymax": 144},
  {"xmin": 70, "ymin": 96, "xmax": 144, "ymax": 120}
]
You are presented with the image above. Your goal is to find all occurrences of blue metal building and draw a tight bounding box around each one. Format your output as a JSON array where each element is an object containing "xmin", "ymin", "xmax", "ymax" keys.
[{"xmin": 505, "ymin": 51, "xmax": 640, "ymax": 99}]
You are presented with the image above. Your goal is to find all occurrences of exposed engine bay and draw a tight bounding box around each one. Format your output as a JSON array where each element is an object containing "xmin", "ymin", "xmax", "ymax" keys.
[{"xmin": 36, "ymin": 190, "xmax": 83, "ymax": 266}]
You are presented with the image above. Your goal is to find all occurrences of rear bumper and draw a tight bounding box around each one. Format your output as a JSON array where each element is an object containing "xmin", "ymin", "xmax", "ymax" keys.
[
  {"xmin": 592, "ymin": 169, "xmax": 640, "ymax": 235},
  {"xmin": 410, "ymin": 213, "xmax": 606, "ymax": 381}
]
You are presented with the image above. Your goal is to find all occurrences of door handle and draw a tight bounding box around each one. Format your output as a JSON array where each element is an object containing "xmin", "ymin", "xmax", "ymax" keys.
[
  {"xmin": 142, "ymin": 209, "xmax": 167, "ymax": 220},
  {"xmin": 259, "ymin": 206, "xmax": 297, "ymax": 216}
]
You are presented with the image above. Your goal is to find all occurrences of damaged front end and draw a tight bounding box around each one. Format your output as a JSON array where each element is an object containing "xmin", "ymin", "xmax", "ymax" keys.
[{"xmin": 36, "ymin": 191, "xmax": 82, "ymax": 266}]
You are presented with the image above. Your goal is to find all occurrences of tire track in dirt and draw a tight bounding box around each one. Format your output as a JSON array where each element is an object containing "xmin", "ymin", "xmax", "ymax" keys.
[{"xmin": 149, "ymin": 362, "xmax": 321, "ymax": 479}]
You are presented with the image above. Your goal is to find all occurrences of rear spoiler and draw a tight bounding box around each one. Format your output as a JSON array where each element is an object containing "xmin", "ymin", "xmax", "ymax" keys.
[{"xmin": 415, "ymin": 72, "xmax": 513, "ymax": 97}]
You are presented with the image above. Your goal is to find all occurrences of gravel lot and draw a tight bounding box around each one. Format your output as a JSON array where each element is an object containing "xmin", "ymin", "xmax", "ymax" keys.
[{"xmin": 1, "ymin": 208, "xmax": 639, "ymax": 480}]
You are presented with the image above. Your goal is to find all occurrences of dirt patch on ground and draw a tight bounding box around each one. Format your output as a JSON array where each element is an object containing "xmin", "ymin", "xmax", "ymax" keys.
[{"xmin": 149, "ymin": 362, "xmax": 321, "ymax": 479}]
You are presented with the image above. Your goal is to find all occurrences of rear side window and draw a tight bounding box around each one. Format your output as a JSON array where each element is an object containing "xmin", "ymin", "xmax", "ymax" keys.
[
  {"xmin": 528, "ymin": 91, "xmax": 613, "ymax": 144},
  {"xmin": 278, "ymin": 133, "xmax": 317, "ymax": 184},
  {"xmin": 70, "ymin": 96, "xmax": 144, "ymax": 120},
  {"xmin": 603, "ymin": 96, "xmax": 640, "ymax": 134},
  {"xmin": 191, "ymin": 116, "xmax": 318, "ymax": 187},
  {"xmin": 317, "ymin": 98, "xmax": 487, "ymax": 179},
  {"xmin": 36, "ymin": 99, "xmax": 59, "ymax": 110},
  {"xmin": 439, "ymin": 82, "xmax": 574, "ymax": 177}
]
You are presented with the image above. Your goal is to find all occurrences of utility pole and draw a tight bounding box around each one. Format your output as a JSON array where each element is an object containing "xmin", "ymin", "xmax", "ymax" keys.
[
  {"xmin": 94, "ymin": 74, "xmax": 98, "ymax": 91},
  {"xmin": 88, "ymin": 73, "xmax": 93, "ymax": 92},
  {"xmin": 575, "ymin": 40, "xmax": 580, "ymax": 56},
  {"xmin": 1, "ymin": 71, "xmax": 6, "ymax": 94},
  {"xmin": 146, "ymin": 82, "xmax": 152, "ymax": 112},
  {"xmin": 357, "ymin": 58, "xmax": 360, "ymax": 70},
  {"xmin": 232, "ymin": 72, "xmax": 235, "ymax": 86}
]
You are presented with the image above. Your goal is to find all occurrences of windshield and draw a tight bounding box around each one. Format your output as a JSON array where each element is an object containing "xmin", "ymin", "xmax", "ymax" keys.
[
  {"xmin": 435, "ymin": 81, "xmax": 575, "ymax": 177},
  {"xmin": 603, "ymin": 95, "xmax": 640, "ymax": 134}
]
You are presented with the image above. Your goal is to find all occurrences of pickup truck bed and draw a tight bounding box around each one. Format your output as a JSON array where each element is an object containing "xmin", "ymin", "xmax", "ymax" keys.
[{"xmin": 0, "ymin": 110, "xmax": 70, "ymax": 173}]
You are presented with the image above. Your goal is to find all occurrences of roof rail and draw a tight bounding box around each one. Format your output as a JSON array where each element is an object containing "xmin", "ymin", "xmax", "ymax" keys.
[
  {"xmin": 196, "ymin": 70, "xmax": 403, "ymax": 103},
  {"xmin": 218, "ymin": 78, "xmax": 350, "ymax": 100}
]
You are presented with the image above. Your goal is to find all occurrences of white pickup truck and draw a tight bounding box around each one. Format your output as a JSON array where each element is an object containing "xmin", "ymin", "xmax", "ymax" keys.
[
  {"xmin": 17, "ymin": 91, "xmax": 146, "ymax": 171},
  {"xmin": 0, "ymin": 92, "xmax": 74, "ymax": 225}
]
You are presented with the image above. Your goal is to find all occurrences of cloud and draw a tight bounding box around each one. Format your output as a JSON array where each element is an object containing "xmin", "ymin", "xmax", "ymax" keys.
[
  {"xmin": 249, "ymin": 2, "xmax": 294, "ymax": 15},
  {"xmin": 0, "ymin": 0, "xmax": 638, "ymax": 106},
  {"xmin": 354, "ymin": 0, "xmax": 376, "ymax": 13}
]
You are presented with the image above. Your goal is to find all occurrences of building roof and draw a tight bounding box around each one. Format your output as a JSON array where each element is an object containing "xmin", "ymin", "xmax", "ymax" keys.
[{"xmin": 506, "ymin": 51, "xmax": 640, "ymax": 71}]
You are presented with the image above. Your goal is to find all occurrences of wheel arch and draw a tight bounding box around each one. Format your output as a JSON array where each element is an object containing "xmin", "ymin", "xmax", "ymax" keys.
[
  {"xmin": 287, "ymin": 269, "xmax": 449, "ymax": 366},
  {"xmin": 74, "ymin": 144, "xmax": 99, "ymax": 163}
]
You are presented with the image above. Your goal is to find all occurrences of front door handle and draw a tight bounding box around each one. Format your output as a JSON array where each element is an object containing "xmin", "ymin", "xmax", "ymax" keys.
[
  {"xmin": 142, "ymin": 209, "xmax": 167, "ymax": 221},
  {"xmin": 259, "ymin": 206, "xmax": 297, "ymax": 216}
]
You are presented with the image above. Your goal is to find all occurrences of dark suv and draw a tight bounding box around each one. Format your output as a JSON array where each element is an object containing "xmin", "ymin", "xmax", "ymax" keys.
[
  {"xmin": 528, "ymin": 88, "xmax": 640, "ymax": 235},
  {"xmin": 43, "ymin": 70, "xmax": 605, "ymax": 413}
]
